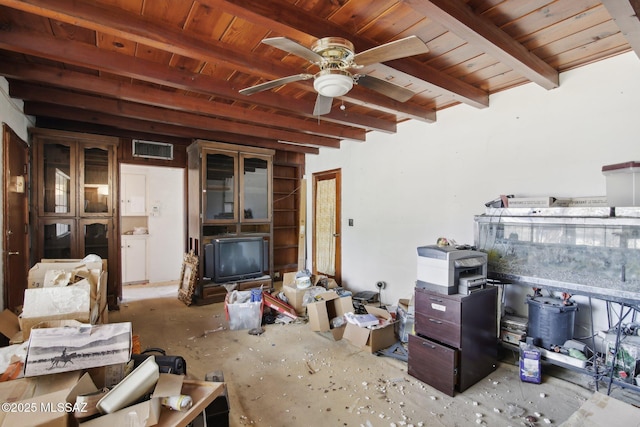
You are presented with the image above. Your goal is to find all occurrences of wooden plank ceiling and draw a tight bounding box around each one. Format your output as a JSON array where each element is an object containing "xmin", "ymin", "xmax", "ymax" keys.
[{"xmin": 0, "ymin": 0, "xmax": 638, "ymax": 154}]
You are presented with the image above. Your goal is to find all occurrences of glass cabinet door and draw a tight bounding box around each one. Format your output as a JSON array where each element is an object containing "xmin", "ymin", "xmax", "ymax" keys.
[
  {"xmin": 241, "ymin": 154, "xmax": 271, "ymax": 222},
  {"xmin": 40, "ymin": 141, "xmax": 75, "ymax": 217},
  {"xmin": 40, "ymin": 218, "xmax": 76, "ymax": 259},
  {"xmin": 80, "ymin": 219, "xmax": 111, "ymax": 260},
  {"xmin": 80, "ymin": 145, "xmax": 112, "ymax": 215},
  {"xmin": 203, "ymin": 151, "xmax": 238, "ymax": 222}
]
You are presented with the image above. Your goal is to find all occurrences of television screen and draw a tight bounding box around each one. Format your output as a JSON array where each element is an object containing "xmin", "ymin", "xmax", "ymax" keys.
[{"xmin": 206, "ymin": 237, "xmax": 266, "ymax": 282}]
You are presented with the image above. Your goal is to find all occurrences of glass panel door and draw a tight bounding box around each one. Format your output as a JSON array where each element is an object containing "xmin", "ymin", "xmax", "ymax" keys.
[
  {"xmin": 81, "ymin": 219, "xmax": 111, "ymax": 260},
  {"xmin": 41, "ymin": 142, "xmax": 74, "ymax": 216},
  {"xmin": 40, "ymin": 219, "xmax": 76, "ymax": 259},
  {"xmin": 204, "ymin": 151, "xmax": 237, "ymax": 222},
  {"xmin": 81, "ymin": 146, "xmax": 111, "ymax": 215},
  {"xmin": 241, "ymin": 154, "xmax": 270, "ymax": 222}
]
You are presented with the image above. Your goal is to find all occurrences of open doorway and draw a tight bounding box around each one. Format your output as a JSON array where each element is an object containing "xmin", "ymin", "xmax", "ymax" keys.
[{"xmin": 120, "ymin": 164, "xmax": 184, "ymax": 303}]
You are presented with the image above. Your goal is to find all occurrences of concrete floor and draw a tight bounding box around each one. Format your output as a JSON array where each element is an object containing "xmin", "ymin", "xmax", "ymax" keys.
[{"xmin": 110, "ymin": 282, "xmax": 605, "ymax": 427}]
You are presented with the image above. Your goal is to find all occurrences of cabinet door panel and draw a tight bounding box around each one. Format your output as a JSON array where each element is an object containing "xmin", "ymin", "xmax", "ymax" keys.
[
  {"xmin": 121, "ymin": 173, "xmax": 147, "ymax": 215},
  {"xmin": 122, "ymin": 237, "xmax": 147, "ymax": 283},
  {"xmin": 408, "ymin": 334, "xmax": 457, "ymax": 397},
  {"xmin": 40, "ymin": 219, "xmax": 78, "ymax": 259},
  {"xmin": 241, "ymin": 154, "xmax": 271, "ymax": 222},
  {"xmin": 40, "ymin": 142, "xmax": 75, "ymax": 216},
  {"xmin": 80, "ymin": 145, "xmax": 112, "ymax": 215},
  {"xmin": 203, "ymin": 151, "xmax": 237, "ymax": 222},
  {"xmin": 80, "ymin": 219, "xmax": 111, "ymax": 260}
]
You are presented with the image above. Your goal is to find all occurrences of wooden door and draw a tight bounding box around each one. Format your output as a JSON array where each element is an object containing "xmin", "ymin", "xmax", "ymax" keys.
[
  {"xmin": 312, "ymin": 169, "xmax": 341, "ymax": 283},
  {"xmin": 3, "ymin": 125, "xmax": 29, "ymax": 311}
]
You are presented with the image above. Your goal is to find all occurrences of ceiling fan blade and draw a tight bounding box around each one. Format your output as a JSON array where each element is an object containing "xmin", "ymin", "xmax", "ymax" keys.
[
  {"xmin": 239, "ymin": 74, "xmax": 314, "ymax": 96},
  {"xmin": 262, "ymin": 37, "xmax": 324, "ymax": 64},
  {"xmin": 356, "ymin": 75, "xmax": 416, "ymax": 102},
  {"xmin": 354, "ymin": 35, "xmax": 429, "ymax": 67},
  {"xmin": 313, "ymin": 94, "xmax": 333, "ymax": 116}
]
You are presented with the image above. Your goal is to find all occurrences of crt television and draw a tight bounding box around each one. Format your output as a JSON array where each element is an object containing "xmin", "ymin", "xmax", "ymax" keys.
[{"xmin": 204, "ymin": 237, "xmax": 268, "ymax": 283}]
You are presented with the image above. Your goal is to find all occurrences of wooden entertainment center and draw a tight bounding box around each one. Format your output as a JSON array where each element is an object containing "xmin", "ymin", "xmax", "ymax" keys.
[{"xmin": 187, "ymin": 140, "xmax": 274, "ymax": 305}]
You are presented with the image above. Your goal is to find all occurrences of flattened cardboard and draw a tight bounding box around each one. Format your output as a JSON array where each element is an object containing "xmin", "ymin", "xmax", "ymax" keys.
[{"xmin": 561, "ymin": 392, "xmax": 640, "ymax": 427}]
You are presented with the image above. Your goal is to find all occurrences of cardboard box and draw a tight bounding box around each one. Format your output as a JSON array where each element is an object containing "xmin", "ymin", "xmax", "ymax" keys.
[
  {"xmin": 283, "ymin": 272, "xmax": 329, "ymax": 315},
  {"xmin": 312, "ymin": 274, "xmax": 339, "ymax": 289},
  {"xmin": 24, "ymin": 322, "xmax": 132, "ymax": 377},
  {"xmin": 0, "ymin": 371, "xmax": 95, "ymax": 427},
  {"xmin": 507, "ymin": 197, "xmax": 571, "ymax": 208},
  {"xmin": 307, "ymin": 291, "xmax": 353, "ymax": 333},
  {"xmin": 28, "ymin": 259, "xmax": 105, "ymax": 288},
  {"xmin": 0, "ymin": 309, "xmax": 22, "ymax": 344},
  {"xmin": 21, "ymin": 282, "xmax": 93, "ymax": 341},
  {"xmin": 342, "ymin": 305, "xmax": 398, "ymax": 353},
  {"xmin": 567, "ymin": 196, "xmax": 609, "ymax": 207},
  {"xmin": 21, "ymin": 261, "xmax": 108, "ymax": 341}
]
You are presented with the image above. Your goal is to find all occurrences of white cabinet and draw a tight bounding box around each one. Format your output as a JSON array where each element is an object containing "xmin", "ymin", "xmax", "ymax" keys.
[
  {"xmin": 121, "ymin": 235, "xmax": 147, "ymax": 284},
  {"xmin": 121, "ymin": 173, "xmax": 147, "ymax": 215}
]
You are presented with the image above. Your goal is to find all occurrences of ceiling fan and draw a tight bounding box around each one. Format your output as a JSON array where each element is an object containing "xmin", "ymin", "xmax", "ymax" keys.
[{"xmin": 238, "ymin": 35, "xmax": 429, "ymax": 116}]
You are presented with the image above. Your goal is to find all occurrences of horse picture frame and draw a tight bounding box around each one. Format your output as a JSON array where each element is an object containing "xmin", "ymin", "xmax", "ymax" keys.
[{"xmin": 178, "ymin": 251, "xmax": 198, "ymax": 306}]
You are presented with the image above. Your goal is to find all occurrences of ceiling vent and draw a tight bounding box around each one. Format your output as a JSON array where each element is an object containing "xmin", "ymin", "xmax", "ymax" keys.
[{"xmin": 132, "ymin": 140, "xmax": 174, "ymax": 160}]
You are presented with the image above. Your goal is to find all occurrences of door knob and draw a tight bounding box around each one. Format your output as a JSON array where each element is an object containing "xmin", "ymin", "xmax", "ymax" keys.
[
  {"xmin": 333, "ymin": 233, "xmax": 340, "ymax": 237},
  {"xmin": 7, "ymin": 251, "xmax": 19, "ymax": 255}
]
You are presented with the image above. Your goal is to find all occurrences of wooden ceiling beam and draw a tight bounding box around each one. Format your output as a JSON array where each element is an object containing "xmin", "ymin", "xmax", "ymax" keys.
[
  {"xmin": 0, "ymin": 60, "xmax": 364, "ymax": 141},
  {"xmin": 0, "ymin": 26, "xmax": 396, "ymax": 133},
  {"xmin": 23, "ymin": 102, "xmax": 333, "ymax": 151},
  {"xmin": 0, "ymin": 0, "xmax": 428, "ymax": 121},
  {"xmin": 601, "ymin": 0, "xmax": 640, "ymax": 60},
  {"xmin": 214, "ymin": 0, "xmax": 489, "ymax": 108},
  {"xmin": 11, "ymin": 82, "xmax": 340, "ymax": 148},
  {"xmin": 401, "ymin": 0, "xmax": 559, "ymax": 90}
]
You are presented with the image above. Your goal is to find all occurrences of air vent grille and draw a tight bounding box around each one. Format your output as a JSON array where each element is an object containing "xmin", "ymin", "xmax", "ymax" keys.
[{"xmin": 132, "ymin": 140, "xmax": 174, "ymax": 160}]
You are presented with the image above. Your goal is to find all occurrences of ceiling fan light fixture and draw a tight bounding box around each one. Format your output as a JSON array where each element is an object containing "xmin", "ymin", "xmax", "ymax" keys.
[{"xmin": 314, "ymin": 70, "xmax": 353, "ymax": 97}]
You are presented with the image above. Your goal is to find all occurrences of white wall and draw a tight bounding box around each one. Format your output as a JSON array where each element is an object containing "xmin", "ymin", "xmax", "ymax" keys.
[
  {"xmin": 0, "ymin": 77, "xmax": 34, "ymax": 308},
  {"xmin": 305, "ymin": 52, "xmax": 640, "ymax": 338},
  {"xmin": 120, "ymin": 164, "xmax": 185, "ymax": 283}
]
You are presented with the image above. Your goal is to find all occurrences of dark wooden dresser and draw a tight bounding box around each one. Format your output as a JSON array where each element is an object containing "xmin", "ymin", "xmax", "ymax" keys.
[{"xmin": 408, "ymin": 286, "xmax": 498, "ymax": 396}]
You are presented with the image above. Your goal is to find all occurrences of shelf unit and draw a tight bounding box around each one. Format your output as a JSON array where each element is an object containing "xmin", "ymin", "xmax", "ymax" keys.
[
  {"xmin": 272, "ymin": 151, "xmax": 305, "ymax": 277},
  {"xmin": 475, "ymin": 207, "xmax": 640, "ymax": 396}
]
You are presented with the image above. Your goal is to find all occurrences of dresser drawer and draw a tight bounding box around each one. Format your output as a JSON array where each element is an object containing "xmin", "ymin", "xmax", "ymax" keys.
[
  {"xmin": 415, "ymin": 288, "xmax": 462, "ymax": 324},
  {"xmin": 415, "ymin": 312, "xmax": 461, "ymax": 348},
  {"xmin": 408, "ymin": 334, "xmax": 458, "ymax": 397}
]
